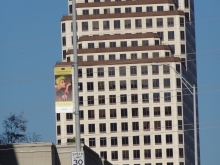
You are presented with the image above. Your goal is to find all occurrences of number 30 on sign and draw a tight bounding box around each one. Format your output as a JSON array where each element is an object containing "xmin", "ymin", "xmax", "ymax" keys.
[{"xmin": 72, "ymin": 151, "xmax": 84, "ymax": 165}]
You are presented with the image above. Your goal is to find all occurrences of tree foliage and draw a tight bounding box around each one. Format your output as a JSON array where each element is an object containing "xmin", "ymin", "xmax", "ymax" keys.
[{"xmin": 0, "ymin": 112, "xmax": 42, "ymax": 144}]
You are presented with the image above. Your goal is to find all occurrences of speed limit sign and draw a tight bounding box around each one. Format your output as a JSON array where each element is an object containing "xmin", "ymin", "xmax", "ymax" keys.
[{"xmin": 72, "ymin": 151, "xmax": 84, "ymax": 165}]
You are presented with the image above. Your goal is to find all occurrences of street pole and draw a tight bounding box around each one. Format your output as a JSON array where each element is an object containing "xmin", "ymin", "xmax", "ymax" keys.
[
  {"xmin": 72, "ymin": 0, "xmax": 80, "ymax": 151},
  {"xmin": 193, "ymin": 85, "xmax": 198, "ymax": 165}
]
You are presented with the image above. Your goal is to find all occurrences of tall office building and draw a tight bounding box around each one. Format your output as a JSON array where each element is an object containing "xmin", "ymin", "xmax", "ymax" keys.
[{"xmin": 55, "ymin": 0, "xmax": 199, "ymax": 165}]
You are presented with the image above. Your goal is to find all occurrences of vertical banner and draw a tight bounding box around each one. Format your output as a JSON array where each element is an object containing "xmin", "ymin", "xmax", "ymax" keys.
[{"xmin": 54, "ymin": 67, "xmax": 74, "ymax": 113}]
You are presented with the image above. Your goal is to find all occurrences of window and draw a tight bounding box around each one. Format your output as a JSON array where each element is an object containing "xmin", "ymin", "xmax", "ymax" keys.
[
  {"xmin": 185, "ymin": 0, "xmax": 189, "ymax": 7},
  {"xmin": 170, "ymin": 44, "xmax": 175, "ymax": 53},
  {"xmin": 109, "ymin": 54, "xmax": 115, "ymax": 59},
  {"xmin": 99, "ymin": 42, "xmax": 105, "ymax": 48},
  {"xmin": 155, "ymin": 40, "xmax": 159, "ymax": 45},
  {"xmin": 144, "ymin": 135, "xmax": 151, "ymax": 144},
  {"xmin": 180, "ymin": 17, "xmax": 185, "ymax": 27},
  {"xmin": 122, "ymin": 150, "xmax": 129, "ymax": 160},
  {"xmin": 141, "ymin": 40, "xmax": 148, "ymax": 46},
  {"xmin": 131, "ymin": 41, "xmax": 138, "ymax": 46},
  {"xmin": 178, "ymin": 120, "xmax": 183, "ymax": 130},
  {"xmin": 104, "ymin": 8, "xmax": 110, "ymax": 14},
  {"xmin": 131, "ymin": 80, "xmax": 137, "ymax": 89},
  {"xmin": 57, "ymin": 126, "xmax": 61, "ymax": 135},
  {"xmin": 152, "ymin": 65, "xmax": 159, "ymax": 74},
  {"xmin": 100, "ymin": 151, "xmax": 107, "ymax": 159},
  {"xmin": 178, "ymin": 106, "xmax": 182, "ymax": 116},
  {"xmin": 157, "ymin": 32, "xmax": 164, "ymax": 40},
  {"xmin": 157, "ymin": 18, "xmax": 163, "ymax": 27},
  {"xmin": 121, "ymin": 108, "xmax": 127, "ymax": 118},
  {"xmin": 164, "ymin": 92, "xmax": 171, "ymax": 102},
  {"xmin": 141, "ymin": 65, "xmax": 148, "ymax": 75},
  {"xmin": 131, "ymin": 94, "xmax": 138, "ymax": 103},
  {"xmin": 57, "ymin": 139, "xmax": 61, "ymax": 144},
  {"xmin": 62, "ymin": 50, "xmax": 66, "ymax": 60},
  {"xmin": 69, "ymin": 5, "xmax": 72, "ymax": 14},
  {"xmin": 82, "ymin": 22, "xmax": 88, "ymax": 31},
  {"xmin": 87, "ymin": 96, "xmax": 94, "ymax": 105},
  {"xmin": 121, "ymin": 41, "xmax": 127, "ymax": 47},
  {"xmin": 154, "ymin": 121, "xmax": 161, "ymax": 130},
  {"xmin": 62, "ymin": 37, "xmax": 66, "ymax": 46},
  {"xmin": 120, "ymin": 81, "xmax": 126, "ymax": 90},
  {"xmin": 109, "ymin": 81, "xmax": 115, "ymax": 90},
  {"xmin": 155, "ymin": 149, "xmax": 162, "ymax": 158},
  {"xmin": 142, "ymin": 79, "xmax": 148, "ymax": 89},
  {"xmin": 168, "ymin": 18, "xmax": 174, "ymax": 27},
  {"xmin": 57, "ymin": 113, "xmax": 60, "ymax": 121},
  {"xmin": 167, "ymin": 148, "xmax": 173, "ymax": 157},
  {"xmin": 66, "ymin": 125, "xmax": 73, "ymax": 134},
  {"xmin": 87, "ymin": 82, "xmax": 94, "ymax": 91},
  {"xmin": 142, "ymin": 94, "xmax": 149, "ymax": 103},
  {"xmin": 125, "ymin": 7, "xmax": 131, "ymax": 13},
  {"xmin": 114, "ymin": 20, "xmax": 120, "ymax": 29},
  {"xmin": 66, "ymin": 113, "xmax": 73, "ymax": 120},
  {"xmin": 135, "ymin": 19, "xmax": 142, "ymax": 28},
  {"xmin": 82, "ymin": 9, "xmax": 89, "ymax": 15},
  {"xmin": 131, "ymin": 53, "xmax": 137, "ymax": 59},
  {"xmin": 88, "ymin": 43, "xmax": 94, "ymax": 49},
  {"xmin": 165, "ymin": 52, "xmax": 170, "ymax": 57},
  {"xmin": 121, "ymin": 122, "xmax": 128, "ymax": 131},
  {"xmin": 122, "ymin": 137, "xmax": 129, "ymax": 145},
  {"xmin": 92, "ymin": 21, "xmax": 99, "ymax": 30},
  {"xmin": 133, "ymin": 150, "xmax": 140, "ymax": 159},
  {"xmin": 143, "ymin": 121, "xmax": 150, "ymax": 130},
  {"xmin": 180, "ymin": 31, "xmax": 185, "ymax": 40},
  {"xmin": 100, "ymin": 137, "xmax": 106, "ymax": 146},
  {"xmin": 110, "ymin": 123, "xmax": 117, "ymax": 132},
  {"xmin": 170, "ymin": 5, "xmax": 174, "ymax": 11},
  {"xmin": 153, "ymin": 52, "xmax": 159, "ymax": 58},
  {"xmin": 136, "ymin": 7, "xmax": 142, "ymax": 12},
  {"xmin": 62, "ymin": 23, "xmax": 65, "ymax": 32},
  {"xmin": 153, "ymin": 79, "xmax": 159, "ymax": 88},
  {"xmin": 180, "ymin": 163, "xmax": 184, "ymax": 165},
  {"xmin": 108, "ymin": 67, "xmax": 115, "ymax": 76},
  {"xmin": 146, "ymin": 6, "xmax": 153, "ymax": 12},
  {"xmin": 88, "ymin": 110, "xmax": 94, "ymax": 119},
  {"xmin": 155, "ymin": 135, "xmax": 161, "ymax": 144},
  {"xmin": 177, "ymin": 78, "xmax": 181, "ymax": 88},
  {"xmin": 109, "ymin": 95, "xmax": 116, "ymax": 104},
  {"xmin": 142, "ymin": 53, "xmax": 148, "ymax": 59},
  {"xmin": 130, "ymin": 66, "xmax": 137, "ymax": 75},
  {"xmin": 165, "ymin": 120, "xmax": 172, "ymax": 130},
  {"xmin": 99, "ymin": 95, "xmax": 105, "ymax": 104},
  {"xmin": 165, "ymin": 106, "xmax": 172, "ymax": 116},
  {"xmin": 119, "ymin": 66, "xmax": 126, "ymax": 76},
  {"xmin": 179, "ymin": 148, "xmax": 184, "ymax": 158},
  {"xmin": 98, "ymin": 55, "xmax": 104, "ymax": 61},
  {"xmin": 181, "ymin": 44, "xmax": 185, "ymax": 54},
  {"xmin": 133, "ymin": 136, "xmax": 139, "ymax": 145},
  {"xmin": 164, "ymin": 78, "xmax": 170, "ymax": 88},
  {"xmin": 87, "ymin": 68, "xmax": 93, "ymax": 77},
  {"xmin": 114, "ymin": 8, "xmax": 121, "ymax": 13},
  {"xmin": 89, "ymin": 124, "xmax": 95, "ymax": 133},
  {"xmin": 168, "ymin": 31, "xmax": 175, "ymax": 40},
  {"xmin": 94, "ymin": 0, "xmax": 100, "ymax": 2},
  {"xmin": 163, "ymin": 65, "xmax": 170, "ymax": 74},
  {"xmin": 93, "ymin": 9, "xmax": 99, "ymax": 14},
  {"xmin": 99, "ymin": 109, "xmax": 105, "ymax": 119},
  {"xmin": 144, "ymin": 149, "xmax": 151, "ymax": 158},
  {"xmin": 166, "ymin": 134, "xmax": 173, "ymax": 143},
  {"xmin": 97, "ymin": 68, "xmax": 104, "ymax": 77},
  {"xmin": 100, "ymin": 123, "xmax": 106, "ymax": 132},
  {"xmin": 125, "ymin": 20, "xmax": 131, "ymax": 29},
  {"xmin": 79, "ymin": 96, "xmax": 83, "ymax": 106},
  {"xmin": 110, "ymin": 109, "xmax": 116, "ymax": 118},
  {"xmin": 78, "ymin": 82, "xmax": 83, "ymax": 91},
  {"xmin": 153, "ymin": 93, "xmax": 160, "ymax": 102},
  {"xmin": 120, "ymin": 54, "xmax": 126, "ymax": 60},
  {"xmin": 132, "ymin": 108, "xmax": 138, "ymax": 117},
  {"xmin": 98, "ymin": 81, "xmax": 105, "ymax": 91},
  {"xmin": 79, "ymin": 110, "xmax": 84, "ymax": 119},
  {"xmin": 103, "ymin": 21, "xmax": 110, "ymax": 29},
  {"xmin": 179, "ymin": 134, "xmax": 183, "ymax": 144},
  {"xmin": 177, "ymin": 92, "xmax": 182, "ymax": 102},
  {"xmin": 111, "ymin": 137, "xmax": 118, "ymax": 146},
  {"xmin": 153, "ymin": 108, "xmax": 161, "ymax": 118},
  {"xmin": 157, "ymin": 6, "xmax": 163, "ymax": 11},
  {"xmin": 143, "ymin": 107, "xmax": 149, "ymax": 117},
  {"xmin": 111, "ymin": 151, "xmax": 118, "ymax": 160},
  {"xmin": 132, "ymin": 122, "xmax": 139, "ymax": 131},
  {"xmin": 146, "ymin": 19, "xmax": 153, "ymax": 27},
  {"xmin": 120, "ymin": 94, "xmax": 127, "ymax": 103},
  {"xmin": 89, "ymin": 138, "xmax": 96, "ymax": 147},
  {"xmin": 78, "ymin": 69, "xmax": 82, "ymax": 78}
]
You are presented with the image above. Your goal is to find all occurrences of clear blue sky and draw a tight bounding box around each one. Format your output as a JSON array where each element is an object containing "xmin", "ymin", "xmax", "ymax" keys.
[{"xmin": 0, "ymin": 1, "xmax": 220, "ymax": 164}]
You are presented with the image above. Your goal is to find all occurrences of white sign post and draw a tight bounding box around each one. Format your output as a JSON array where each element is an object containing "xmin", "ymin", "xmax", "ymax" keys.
[{"xmin": 72, "ymin": 151, "xmax": 84, "ymax": 165}]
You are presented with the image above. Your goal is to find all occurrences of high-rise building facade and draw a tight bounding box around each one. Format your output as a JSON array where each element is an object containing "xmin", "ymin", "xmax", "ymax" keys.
[{"xmin": 55, "ymin": 0, "xmax": 199, "ymax": 165}]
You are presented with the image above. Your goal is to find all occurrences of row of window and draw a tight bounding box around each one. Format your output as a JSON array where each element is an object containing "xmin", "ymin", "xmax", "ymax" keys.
[
  {"xmin": 57, "ymin": 106, "xmax": 182, "ymax": 121},
  {"xmin": 78, "ymin": 92, "xmax": 182, "ymax": 106},
  {"xmin": 77, "ymin": 65, "xmax": 181, "ymax": 78},
  {"xmin": 78, "ymin": 78, "xmax": 181, "ymax": 92},
  {"xmin": 57, "ymin": 120, "xmax": 183, "ymax": 135}
]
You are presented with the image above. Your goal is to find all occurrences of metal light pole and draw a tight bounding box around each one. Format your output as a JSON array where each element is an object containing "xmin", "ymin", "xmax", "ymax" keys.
[
  {"xmin": 72, "ymin": 0, "xmax": 80, "ymax": 151},
  {"xmin": 151, "ymin": 63, "xmax": 198, "ymax": 165}
]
